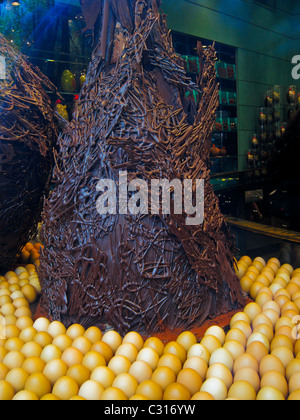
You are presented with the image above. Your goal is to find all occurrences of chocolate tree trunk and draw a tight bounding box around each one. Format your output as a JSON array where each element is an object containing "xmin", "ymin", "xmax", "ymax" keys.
[
  {"xmin": 0, "ymin": 34, "xmax": 58, "ymax": 271},
  {"xmin": 39, "ymin": 0, "xmax": 244, "ymax": 334}
]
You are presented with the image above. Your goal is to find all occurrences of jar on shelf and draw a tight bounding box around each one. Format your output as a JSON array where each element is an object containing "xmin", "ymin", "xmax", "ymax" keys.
[
  {"xmin": 287, "ymin": 85, "xmax": 297, "ymax": 105},
  {"xmin": 273, "ymin": 109, "xmax": 280, "ymax": 123},
  {"xmin": 219, "ymin": 90, "xmax": 228, "ymax": 105},
  {"xmin": 273, "ymin": 85, "xmax": 281, "ymax": 105},
  {"xmin": 264, "ymin": 89, "xmax": 273, "ymax": 107},
  {"xmin": 222, "ymin": 117, "xmax": 230, "ymax": 131},
  {"xmin": 252, "ymin": 134, "xmax": 259, "ymax": 148},
  {"xmin": 228, "ymin": 91, "xmax": 237, "ymax": 105},
  {"xmin": 280, "ymin": 123, "xmax": 286, "ymax": 136},
  {"xmin": 214, "ymin": 117, "xmax": 223, "ymax": 132},
  {"xmin": 230, "ymin": 118, "xmax": 237, "ymax": 131},
  {"xmin": 216, "ymin": 61, "xmax": 227, "ymax": 79},
  {"xmin": 226, "ymin": 64, "xmax": 236, "ymax": 79},
  {"xmin": 188, "ymin": 55, "xmax": 200, "ymax": 74},
  {"xmin": 258, "ymin": 107, "xmax": 267, "ymax": 125}
]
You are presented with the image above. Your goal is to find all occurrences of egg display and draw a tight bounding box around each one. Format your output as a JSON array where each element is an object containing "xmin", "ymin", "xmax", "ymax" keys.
[{"xmin": 1, "ymin": 252, "xmax": 300, "ymax": 400}]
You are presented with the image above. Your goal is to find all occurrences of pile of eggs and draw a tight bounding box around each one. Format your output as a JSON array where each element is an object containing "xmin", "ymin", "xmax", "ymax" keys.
[
  {"xmin": 1, "ymin": 251, "xmax": 300, "ymax": 400},
  {"xmin": 19, "ymin": 243, "xmax": 43, "ymax": 266}
]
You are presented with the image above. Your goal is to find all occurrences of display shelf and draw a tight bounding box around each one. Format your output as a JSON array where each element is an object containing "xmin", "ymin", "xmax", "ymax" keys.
[{"xmin": 172, "ymin": 31, "xmax": 238, "ymax": 176}]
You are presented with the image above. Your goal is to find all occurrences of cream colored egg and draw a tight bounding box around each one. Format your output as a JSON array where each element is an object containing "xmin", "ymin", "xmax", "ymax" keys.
[
  {"xmin": 223, "ymin": 340, "xmax": 245, "ymax": 361},
  {"xmin": 177, "ymin": 368, "xmax": 203, "ymax": 396},
  {"xmin": 240, "ymin": 256, "xmax": 252, "ymax": 266},
  {"xmin": 137, "ymin": 347, "xmax": 159, "ymax": 370},
  {"xmin": 263, "ymin": 309, "xmax": 280, "ymax": 326},
  {"xmin": 101, "ymin": 387, "xmax": 127, "ymax": 400},
  {"xmin": 90, "ymin": 366, "xmax": 116, "ymax": 389},
  {"xmin": 200, "ymin": 377, "xmax": 227, "ymax": 401},
  {"xmin": 157, "ymin": 353, "xmax": 182, "ymax": 376},
  {"xmin": 246, "ymin": 341, "xmax": 268, "ymax": 364},
  {"xmin": 129, "ymin": 360, "xmax": 153, "ymax": 384},
  {"xmin": 250, "ymin": 282, "xmax": 265, "ymax": 299},
  {"xmin": 289, "ymin": 371, "xmax": 300, "ymax": 394},
  {"xmin": 261, "ymin": 371, "xmax": 288, "ymax": 398},
  {"xmin": 47, "ymin": 321, "xmax": 66, "ymax": 338},
  {"xmin": 66, "ymin": 324, "xmax": 85, "ymax": 341},
  {"xmin": 225, "ymin": 328, "xmax": 247, "ymax": 348},
  {"xmin": 52, "ymin": 376, "xmax": 79, "ymax": 400},
  {"xmin": 5, "ymin": 367, "xmax": 29, "ymax": 393},
  {"xmin": 244, "ymin": 302, "xmax": 262, "ymax": 322},
  {"xmin": 252, "ymin": 313, "xmax": 273, "ymax": 330},
  {"xmin": 271, "ymin": 334, "xmax": 294, "ymax": 352},
  {"xmin": 204, "ymin": 326, "xmax": 226, "ymax": 345},
  {"xmin": 187, "ymin": 344, "xmax": 210, "ymax": 364},
  {"xmin": 182, "ymin": 356, "xmax": 206, "ymax": 381},
  {"xmin": 3, "ymin": 350, "xmax": 26, "ymax": 369},
  {"xmin": 230, "ymin": 312, "xmax": 251, "ymax": 329},
  {"xmin": 269, "ymin": 282, "xmax": 283, "ymax": 296},
  {"xmin": 84, "ymin": 327, "xmax": 102, "ymax": 344},
  {"xmin": 262, "ymin": 300, "xmax": 281, "ymax": 315},
  {"xmin": 116, "ymin": 343, "xmax": 138, "ymax": 363},
  {"xmin": 231, "ymin": 321, "xmax": 252, "ymax": 339},
  {"xmin": 43, "ymin": 358, "xmax": 68, "ymax": 385},
  {"xmin": 24, "ymin": 372, "xmax": 52, "ymax": 399},
  {"xmin": 286, "ymin": 359, "xmax": 300, "ymax": 382},
  {"xmin": 247, "ymin": 332, "xmax": 270, "ymax": 352},
  {"xmin": 22, "ymin": 357, "xmax": 45, "ymax": 375},
  {"xmin": 259, "ymin": 354, "xmax": 285, "ymax": 377},
  {"xmin": 191, "ymin": 391, "xmax": 215, "ymax": 400},
  {"xmin": 108, "ymin": 355, "xmax": 131, "ymax": 376},
  {"xmin": 136, "ymin": 380, "xmax": 163, "ymax": 400},
  {"xmin": 256, "ymin": 291, "xmax": 272, "ymax": 307},
  {"xmin": 164, "ymin": 341, "xmax": 186, "ymax": 364},
  {"xmin": 33, "ymin": 331, "xmax": 52, "ymax": 348},
  {"xmin": 123, "ymin": 332, "xmax": 144, "ymax": 352},
  {"xmin": 91, "ymin": 341, "xmax": 113, "ymax": 364},
  {"xmin": 209, "ymin": 348, "xmax": 233, "ymax": 371},
  {"xmin": 176, "ymin": 331, "xmax": 197, "ymax": 352},
  {"xmin": 40, "ymin": 344, "xmax": 62, "ymax": 363},
  {"xmin": 12, "ymin": 390, "xmax": 39, "ymax": 400},
  {"xmin": 102, "ymin": 330, "xmax": 122, "ymax": 353},
  {"xmin": 253, "ymin": 324, "xmax": 274, "ymax": 343},
  {"xmin": 61, "ymin": 347, "xmax": 84, "ymax": 368},
  {"xmin": 206, "ymin": 363, "xmax": 233, "ymax": 390},
  {"xmin": 82, "ymin": 351, "xmax": 106, "ymax": 372},
  {"xmin": 234, "ymin": 367, "xmax": 260, "ymax": 393},
  {"xmin": 33, "ymin": 318, "xmax": 50, "ymax": 333},
  {"xmin": 78, "ymin": 380, "xmax": 104, "ymax": 400},
  {"xmin": 271, "ymin": 346, "xmax": 294, "ymax": 369},
  {"xmin": 200, "ymin": 335, "xmax": 222, "ymax": 355},
  {"xmin": 144, "ymin": 337, "xmax": 165, "ymax": 357},
  {"xmin": 72, "ymin": 336, "xmax": 92, "ymax": 355},
  {"xmin": 228, "ymin": 380, "xmax": 256, "ymax": 400},
  {"xmin": 112, "ymin": 373, "xmax": 138, "ymax": 399}
]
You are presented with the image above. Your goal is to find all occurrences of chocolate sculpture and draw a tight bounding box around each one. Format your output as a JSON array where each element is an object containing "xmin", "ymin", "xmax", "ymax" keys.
[
  {"xmin": 0, "ymin": 34, "xmax": 58, "ymax": 271},
  {"xmin": 39, "ymin": 0, "xmax": 244, "ymax": 334}
]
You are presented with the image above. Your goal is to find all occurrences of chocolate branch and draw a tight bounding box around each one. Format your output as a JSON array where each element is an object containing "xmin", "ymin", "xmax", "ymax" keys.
[
  {"xmin": 39, "ymin": 0, "xmax": 244, "ymax": 334},
  {"xmin": 0, "ymin": 33, "xmax": 58, "ymax": 271}
]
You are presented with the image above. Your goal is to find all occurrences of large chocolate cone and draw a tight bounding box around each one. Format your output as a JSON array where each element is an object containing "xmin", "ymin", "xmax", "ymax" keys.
[
  {"xmin": 0, "ymin": 34, "xmax": 58, "ymax": 271},
  {"xmin": 39, "ymin": 0, "xmax": 244, "ymax": 334}
]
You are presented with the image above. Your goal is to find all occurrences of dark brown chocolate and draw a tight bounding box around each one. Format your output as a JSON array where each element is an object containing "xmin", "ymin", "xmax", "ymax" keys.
[
  {"xmin": 39, "ymin": 0, "xmax": 244, "ymax": 335},
  {"xmin": 0, "ymin": 33, "xmax": 58, "ymax": 271}
]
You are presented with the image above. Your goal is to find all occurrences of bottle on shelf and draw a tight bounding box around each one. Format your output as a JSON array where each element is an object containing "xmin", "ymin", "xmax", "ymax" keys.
[{"xmin": 54, "ymin": 99, "xmax": 69, "ymax": 122}]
